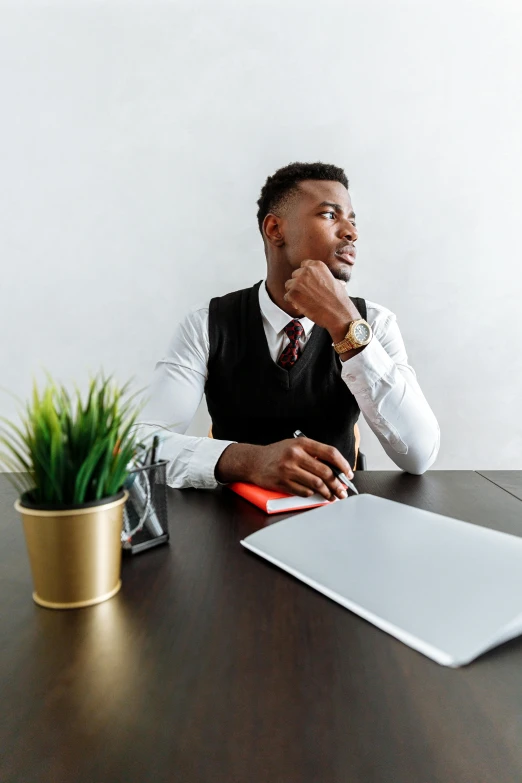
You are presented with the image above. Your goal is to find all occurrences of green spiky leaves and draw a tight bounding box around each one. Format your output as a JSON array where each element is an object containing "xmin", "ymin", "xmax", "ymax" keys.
[{"xmin": 0, "ymin": 374, "xmax": 143, "ymax": 506}]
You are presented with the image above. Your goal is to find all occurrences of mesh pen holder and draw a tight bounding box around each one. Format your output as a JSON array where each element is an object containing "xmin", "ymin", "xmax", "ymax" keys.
[{"xmin": 122, "ymin": 460, "xmax": 169, "ymax": 554}]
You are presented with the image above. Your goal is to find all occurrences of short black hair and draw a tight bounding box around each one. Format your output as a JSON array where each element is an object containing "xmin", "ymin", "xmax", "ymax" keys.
[{"xmin": 256, "ymin": 161, "xmax": 349, "ymax": 234}]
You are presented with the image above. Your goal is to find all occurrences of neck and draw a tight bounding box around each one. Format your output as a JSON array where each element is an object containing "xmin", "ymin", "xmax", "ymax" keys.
[{"xmin": 265, "ymin": 261, "xmax": 304, "ymax": 318}]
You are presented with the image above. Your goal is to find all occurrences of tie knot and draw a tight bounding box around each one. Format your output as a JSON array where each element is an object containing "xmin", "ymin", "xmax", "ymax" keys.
[{"xmin": 284, "ymin": 319, "xmax": 304, "ymax": 342}]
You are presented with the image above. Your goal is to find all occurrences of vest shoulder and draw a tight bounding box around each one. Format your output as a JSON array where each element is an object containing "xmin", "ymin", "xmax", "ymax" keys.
[{"xmin": 209, "ymin": 282, "xmax": 261, "ymax": 313}]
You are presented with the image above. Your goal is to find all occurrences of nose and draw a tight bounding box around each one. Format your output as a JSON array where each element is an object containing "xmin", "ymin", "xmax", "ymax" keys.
[{"xmin": 339, "ymin": 217, "xmax": 358, "ymax": 242}]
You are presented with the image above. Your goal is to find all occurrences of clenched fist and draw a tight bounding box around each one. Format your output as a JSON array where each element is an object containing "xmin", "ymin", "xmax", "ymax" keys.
[{"xmin": 283, "ymin": 259, "xmax": 358, "ymax": 334}]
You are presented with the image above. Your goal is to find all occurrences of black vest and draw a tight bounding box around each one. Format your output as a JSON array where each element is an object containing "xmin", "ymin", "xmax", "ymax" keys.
[{"xmin": 205, "ymin": 281, "xmax": 367, "ymax": 467}]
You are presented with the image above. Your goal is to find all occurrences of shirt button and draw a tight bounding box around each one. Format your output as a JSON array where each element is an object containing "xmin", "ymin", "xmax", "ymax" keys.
[{"xmin": 347, "ymin": 374, "xmax": 356, "ymax": 382}]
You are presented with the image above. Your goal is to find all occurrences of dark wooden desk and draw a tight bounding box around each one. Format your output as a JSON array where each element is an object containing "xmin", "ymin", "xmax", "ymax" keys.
[
  {"xmin": 477, "ymin": 470, "xmax": 522, "ymax": 502},
  {"xmin": 1, "ymin": 471, "xmax": 522, "ymax": 783}
]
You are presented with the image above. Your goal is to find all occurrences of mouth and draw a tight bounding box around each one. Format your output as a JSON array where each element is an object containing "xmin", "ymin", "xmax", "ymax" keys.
[{"xmin": 334, "ymin": 247, "xmax": 357, "ymax": 265}]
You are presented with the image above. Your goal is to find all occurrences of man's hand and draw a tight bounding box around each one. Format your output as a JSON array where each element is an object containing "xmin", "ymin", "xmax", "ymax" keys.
[
  {"xmin": 283, "ymin": 259, "xmax": 358, "ymax": 336},
  {"xmin": 215, "ymin": 438, "xmax": 354, "ymax": 500}
]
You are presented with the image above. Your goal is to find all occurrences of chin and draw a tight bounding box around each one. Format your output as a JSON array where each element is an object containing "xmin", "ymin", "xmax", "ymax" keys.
[{"xmin": 329, "ymin": 264, "xmax": 352, "ymax": 283}]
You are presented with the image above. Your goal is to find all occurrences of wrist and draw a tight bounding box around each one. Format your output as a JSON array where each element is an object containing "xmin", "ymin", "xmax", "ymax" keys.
[
  {"xmin": 329, "ymin": 321, "xmax": 351, "ymax": 344},
  {"xmin": 329, "ymin": 316, "xmax": 370, "ymax": 363},
  {"xmin": 215, "ymin": 442, "xmax": 262, "ymax": 484},
  {"xmin": 326, "ymin": 304, "xmax": 361, "ymax": 344}
]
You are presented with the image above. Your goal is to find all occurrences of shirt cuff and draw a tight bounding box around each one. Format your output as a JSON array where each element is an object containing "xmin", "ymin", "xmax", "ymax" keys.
[
  {"xmin": 340, "ymin": 336, "xmax": 395, "ymax": 394},
  {"xmin": 186, "ymin": 437, "xmax": 236, "ymax": 489}
]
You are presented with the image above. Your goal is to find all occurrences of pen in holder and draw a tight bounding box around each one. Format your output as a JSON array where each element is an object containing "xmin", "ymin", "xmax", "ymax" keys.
[{"xmin": 122, "ymin": 460, "xmax": 169, "ymax": 554}]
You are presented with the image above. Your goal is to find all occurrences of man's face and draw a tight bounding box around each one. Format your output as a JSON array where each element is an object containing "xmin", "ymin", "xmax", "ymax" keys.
[{"xmin": 279, "ymin": 180, "xmax": 358, "ymax": 282}]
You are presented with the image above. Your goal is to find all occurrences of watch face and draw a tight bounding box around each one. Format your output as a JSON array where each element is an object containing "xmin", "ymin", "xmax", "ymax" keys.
[{"xmin": 353, "ymin": 322, "xmax": 371, "ymax": 343}]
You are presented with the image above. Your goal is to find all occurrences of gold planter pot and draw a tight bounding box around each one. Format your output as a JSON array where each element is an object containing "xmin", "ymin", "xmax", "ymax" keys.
[{"xmin": 15, "ymin": 491, "xmax": 128, "ymax": 610}]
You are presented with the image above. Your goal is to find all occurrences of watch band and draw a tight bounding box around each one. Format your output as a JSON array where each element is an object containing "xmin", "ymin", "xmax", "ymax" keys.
[
  {"xmin": 332, "ymin": 336, "xmax": 355, "ymax": 354},
  {"xmin": 332, "ymin": 319, "xmax": 372, "ymax": 354}
]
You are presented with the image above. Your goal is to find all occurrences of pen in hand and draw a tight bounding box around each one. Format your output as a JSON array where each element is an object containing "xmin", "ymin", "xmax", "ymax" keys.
[{"xmin": 293, "ymin": 430, "xmax": 359, "ymax": 496}]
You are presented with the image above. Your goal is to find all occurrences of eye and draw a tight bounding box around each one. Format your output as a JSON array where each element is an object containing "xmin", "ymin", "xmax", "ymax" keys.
[{"xmin": 320, "ymin": 211, "xmax": 336, "ymax": 220}]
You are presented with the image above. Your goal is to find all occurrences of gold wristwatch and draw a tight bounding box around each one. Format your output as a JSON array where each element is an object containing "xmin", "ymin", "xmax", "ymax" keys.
[{"xmin": 332, "ymin": 319, "xmax": 373, "ymax": 354}]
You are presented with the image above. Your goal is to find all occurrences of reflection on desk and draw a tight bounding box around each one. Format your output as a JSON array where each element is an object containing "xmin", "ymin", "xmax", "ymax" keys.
[{"xmin": 1, "ymin": 470, "xmax": 522, "ymax": 783}]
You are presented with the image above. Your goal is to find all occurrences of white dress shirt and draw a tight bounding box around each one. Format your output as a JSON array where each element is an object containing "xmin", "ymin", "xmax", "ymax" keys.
[{"xmin": 137, "ymin": 281, "xmax": 440, "ymax": 488}]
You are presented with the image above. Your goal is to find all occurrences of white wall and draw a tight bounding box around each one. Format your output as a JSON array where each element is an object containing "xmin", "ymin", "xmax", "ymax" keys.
[{"xmin": 1, "ymin": 0, "xmax": 521, "ymax": 469}]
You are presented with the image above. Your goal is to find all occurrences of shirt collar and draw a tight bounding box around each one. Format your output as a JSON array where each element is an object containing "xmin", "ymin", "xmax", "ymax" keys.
[{"xmin": 258, "ymin": 280, "xmax": 315, "ymax": 337}]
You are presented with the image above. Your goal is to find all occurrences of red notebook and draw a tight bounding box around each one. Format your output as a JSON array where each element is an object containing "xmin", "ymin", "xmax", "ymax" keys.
[{"xmin": 227, "ymin": 482, "xmax": 334, "ymax": 514}]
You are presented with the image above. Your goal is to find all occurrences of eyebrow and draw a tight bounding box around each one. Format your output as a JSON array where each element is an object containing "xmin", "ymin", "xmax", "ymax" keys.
[{"xmin": 318, "ymin": 201, "xmax": 356, "ymax": 219}]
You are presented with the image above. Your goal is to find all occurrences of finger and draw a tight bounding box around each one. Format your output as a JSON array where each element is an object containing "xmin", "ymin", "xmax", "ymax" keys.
[
  {"xmin": 291, "ymin": 267, "xmax": 306, "ymax": 278},
  {"xmin": 287, "ymin": 474, "xmax": 346, "ymax": 502},
  {"xmin": 297, "ymin": 453, "xmax": 349, "ymax": 499},
  {"xmin": 300, "ymin": 259, "xmax": 321, "ymax": 268},
  {"xmin": 289, "ymin": 467, "xmax": 336, "ymax": 500},
  {"xmin": 283, "ymin": 292, "xmax": 300, "ymax": 310},
  {"xmin": 297, "ymin": 437, "xmax": 354, "ymax": 479},
  {"xmin": 284, "ymin": 479, "xmax": 316, "ymax": 498}
]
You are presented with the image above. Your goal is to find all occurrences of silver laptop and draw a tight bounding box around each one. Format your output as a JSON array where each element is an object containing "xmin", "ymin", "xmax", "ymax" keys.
[{"xmin": 241, "ymin": 493, "xmax": 522, "ymax": 667}]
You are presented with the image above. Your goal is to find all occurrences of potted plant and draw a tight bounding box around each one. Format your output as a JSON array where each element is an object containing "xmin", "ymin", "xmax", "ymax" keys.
[{"xmin": 0, "ymin": 374, "xmax": 142, "ymax": 609}]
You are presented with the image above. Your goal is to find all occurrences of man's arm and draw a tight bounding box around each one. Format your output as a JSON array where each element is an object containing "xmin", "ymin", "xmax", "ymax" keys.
[
  {"xmin": 135, "ymin": 305, "xmax": 236, "ymax": 489},
  {"xmin": 137, "ymin": 305, "xmax": 352, "ymax": 499},
  {"xmin": 283, "ymin": 260, "xmax": 440, "ymax": 474},
  {"xmin": 340, "ymin": 303, "xmax": 440, "ymax": 474},
  {"xmin": 215, "ymin": 437, "xmax": 353, "ymax": 500}
]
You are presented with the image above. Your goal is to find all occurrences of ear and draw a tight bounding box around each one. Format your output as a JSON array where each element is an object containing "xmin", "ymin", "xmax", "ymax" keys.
[{"xmin": 263, "ymin": 214, "xmax": 285, "ymax": 247}]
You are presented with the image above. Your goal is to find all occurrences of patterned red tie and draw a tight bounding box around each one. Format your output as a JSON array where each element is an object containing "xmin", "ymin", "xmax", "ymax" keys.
[{"xmin": 278, "ymin": 319, "xmax": 305, "ymax": 369}]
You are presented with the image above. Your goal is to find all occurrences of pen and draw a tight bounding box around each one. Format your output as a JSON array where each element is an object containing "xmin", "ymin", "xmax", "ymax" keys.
[
  {"xmin": 150, "ymin": 435, "xmax": 160, "ymax": 466},
  {"xmin": 293, "ymin": 430, "xmax": 359, "ymax": 496}
]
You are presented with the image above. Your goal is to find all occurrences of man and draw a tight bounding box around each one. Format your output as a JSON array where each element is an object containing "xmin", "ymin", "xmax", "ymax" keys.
[{"xmin": 137, "ymin": 162, "xmax": 439, "ymax": 501}]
